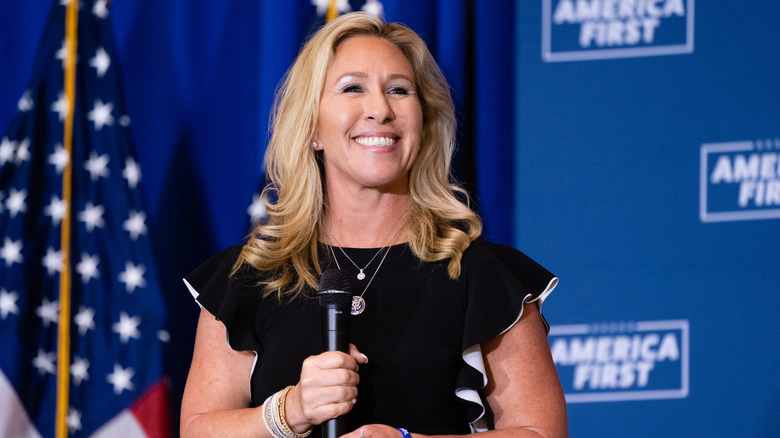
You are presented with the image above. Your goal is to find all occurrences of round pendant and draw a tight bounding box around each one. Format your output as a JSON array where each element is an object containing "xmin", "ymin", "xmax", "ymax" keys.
[
  {"xmin": 351, "ymin": 296, "xmax": 366, "ymax": 315},
  {"xmin": 357, "ymin": 270, "xmax": 366, "ymax": 280}
]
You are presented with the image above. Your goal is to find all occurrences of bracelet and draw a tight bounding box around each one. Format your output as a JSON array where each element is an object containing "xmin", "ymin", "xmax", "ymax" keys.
[
  {"xmin": 262, "ymin": 386, "xmax": 312, "ymax": 438},
  {"xmin": 397, "ymin": 428, "xmax": 412, "ymax": 438}
]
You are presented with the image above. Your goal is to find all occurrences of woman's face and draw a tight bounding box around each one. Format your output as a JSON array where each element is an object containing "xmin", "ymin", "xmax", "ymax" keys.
[{"xmin": 316, "ymin": 36, "xmax": 423, "ymax": 195}]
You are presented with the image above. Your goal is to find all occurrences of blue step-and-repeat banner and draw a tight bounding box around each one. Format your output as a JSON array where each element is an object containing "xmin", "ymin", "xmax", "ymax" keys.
[
  {"xmin": 1, "ymin": 1, "xmax": 778, "ymax": 436},
  {"xmin": 518, "ymin": 1, "xmax": 780, "ymax": 436}
]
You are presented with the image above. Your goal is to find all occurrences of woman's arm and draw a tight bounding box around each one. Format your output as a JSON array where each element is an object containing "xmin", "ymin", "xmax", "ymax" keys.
[
  {"xmin": 482, "ymin": 301, "xmax": 568, "ymax": 438},
  {"xmin": 344, "ymin": 301, "xmax": 567, "ymax": 438},
  {"xmin": 180, "ymin": 308, "xmax": 266, "ymax": 437},
  {"xmin": 181, "ymin": 308, "xmax": 368, "ymax": 438}
]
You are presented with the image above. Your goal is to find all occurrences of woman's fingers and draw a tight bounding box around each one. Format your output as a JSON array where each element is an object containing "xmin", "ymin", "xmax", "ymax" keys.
[{"xmin": 293, "ymin": 350, "xmax": 363, "ymax": 425}]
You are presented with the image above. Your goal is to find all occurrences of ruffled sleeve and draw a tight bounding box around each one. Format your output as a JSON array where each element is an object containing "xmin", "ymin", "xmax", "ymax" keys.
[
  {"xmin": 183, "ymin": 245, "xmax": 262, "ymax": 354},
  {"xmin": 455, "ymin": 238, "xmax": 558, "ymax": 432}
]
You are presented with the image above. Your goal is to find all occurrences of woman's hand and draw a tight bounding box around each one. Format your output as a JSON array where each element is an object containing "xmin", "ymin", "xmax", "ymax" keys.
[
  {"xmin": 342, "ymin": 424, "xmax": 408, "ymax": 438},
  {"xmin": 284, "ymin": 344, "xmax": 369, "ymax": 434}
]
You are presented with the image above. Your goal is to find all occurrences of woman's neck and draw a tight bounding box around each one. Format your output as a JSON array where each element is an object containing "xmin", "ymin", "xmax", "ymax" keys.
[{"xmin": 322, "ymin": 189, "xmax": 410, "ymax": 248}]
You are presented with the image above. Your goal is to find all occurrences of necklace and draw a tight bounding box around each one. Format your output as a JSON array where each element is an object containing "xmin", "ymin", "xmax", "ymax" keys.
[
  {"xmin": 323, "ymin": 222, "xmax": 405, "ymax": 315},
  {"xmin": 327, "ymin": 243, "xmax": 392, "ymax": 315}
]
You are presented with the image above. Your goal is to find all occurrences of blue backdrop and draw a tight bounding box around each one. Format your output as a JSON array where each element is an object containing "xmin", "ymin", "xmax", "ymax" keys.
[{"xmin": 2, "ymin": 0, "xmax": 778, "ymax": 436}]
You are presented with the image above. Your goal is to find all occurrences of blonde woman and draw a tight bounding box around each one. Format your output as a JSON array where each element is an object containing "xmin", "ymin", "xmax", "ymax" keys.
[{"xmin": 181, "ymin": 12, "xmax": 567, "ymax": 438}]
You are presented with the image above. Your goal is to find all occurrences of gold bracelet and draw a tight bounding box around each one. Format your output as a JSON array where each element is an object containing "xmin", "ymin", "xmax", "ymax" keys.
[{"xmin": 278, "ymin": 386, "xmax": 312, "ymax": 438}]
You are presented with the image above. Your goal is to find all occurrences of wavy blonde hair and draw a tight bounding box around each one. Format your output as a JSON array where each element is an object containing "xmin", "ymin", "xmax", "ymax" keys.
[{"xmin": 236, "ymin": 12, "xmax": 482, "ymax": 299}]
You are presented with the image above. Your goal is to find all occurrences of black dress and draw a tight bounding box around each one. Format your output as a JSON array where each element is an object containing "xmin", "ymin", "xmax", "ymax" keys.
[{"xmin": 185, "ymin": 237, "xmax": 557, "ymax": 435}]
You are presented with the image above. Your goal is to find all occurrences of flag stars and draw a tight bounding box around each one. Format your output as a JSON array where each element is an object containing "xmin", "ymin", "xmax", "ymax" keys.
[
  {"xmin": 36, "ymin": 298, "xmax": 59, "ymax": 328},
  {"xmin": 89, "ymin": 47, "xmax": 111, "ymax": 77},
  {"xmin": 70, "ymin": 356, "xmax": 90, "ymax": 385},
  {"xmin": 75, "ymin": 252, "xmax": 100, "ymax": 284},
  {"xmin": 0, "ymin": 137, "xmax": 16, "ymax": 165},
  {"xmin": 5, "ymin": 188, "xmax": 27, "ymax": 218},
  {"xmin": 123, "ymin": 211, "xmax": 147, "ymax": 240},
  {"xmin": 87, "ymin": 99, "xmax": 114, "ymax": 130},
  {"xmin": 113, "ymin": 312, "xmax": 141, "ymax": 343},
  {"xmin": 67, "ymin": 408, "xmax": 82, "ymax": 434},
  {"xmin": 84, "ymin": 151, "xmax": 110, "ymax": 181},
  {"xmin": 74, "ymin": 306, "xmax": 95, "ymax": 335},
  {"xmin": 119, "ymin": 262, "xmax": 146, "ymax": 293},
  {"xmin": 106, "ymin": 363, "xmax": 135, "ymax": 395},
  {"xmin": 123, "ymin": 157, "xmax": 141, "ymax": 188},
  {"xmin": 44, "ymin": 195, "xmax": 68, "ymax": 226},
  {"xmin": 248, "ymin": 194, "xmax": 268, "ymax": 225},
  {"xmin": 0, "ymin": 237, "xmax": 24, "ymax": 267},
  {"xmin": 42, "ymin": 247, "xmax": 63, "ymax": 276},
  {"xmin": 33, "ymin": 349, "xmax": 57, "ymax": 375},
  {"xmin": 78, "ymin": 202, "xmax": 105, "ymax": 232},
  {"xmin": 0, "ymin": 288, "xmax": 20, "ymax": 319},
  {"xmin": 48, "ymin": 143, "xmax": 70, "ymax": 174},
  {"xmin": 51, "ymin": 91, "xmax": 69, "ymax": 122},
  {"xmin": 18, "ymin": 90, "xmax": 34, "ymax": 112},
  {"xmin": 14, "ymin": 138, "xmax": 30, "ymax": 164},
  {"xmin": 93, "ymin": 0, "xmax": 109, "ymax": 19}
]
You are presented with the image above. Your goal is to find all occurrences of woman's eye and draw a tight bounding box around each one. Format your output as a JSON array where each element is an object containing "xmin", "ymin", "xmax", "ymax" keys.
[
  {"xmin": 342, "ymin": 85, "xmax": 362, "ymax": 93},
  {"xmin": 388, "ymin": 87, "xmax": 409, "ymax": 95}
]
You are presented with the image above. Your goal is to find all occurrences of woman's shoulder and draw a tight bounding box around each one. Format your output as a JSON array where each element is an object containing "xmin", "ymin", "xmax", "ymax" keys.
[
  {"xmin": 186, "ymin": 245, "xmax": 244, "ymax": 290},
  {"xmin": 462, "ymin": 236, "xmax": 556, "ymax": 291}
]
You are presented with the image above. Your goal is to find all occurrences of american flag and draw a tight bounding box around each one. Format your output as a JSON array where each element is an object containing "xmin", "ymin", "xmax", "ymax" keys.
[{"xmin": 0, "ymin": 1, "xmax": 171, "ymax": 437}]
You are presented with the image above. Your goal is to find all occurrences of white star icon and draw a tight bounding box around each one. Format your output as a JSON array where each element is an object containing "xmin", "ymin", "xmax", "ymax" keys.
[
  {"xmin": 42, "ymin": 246, "xmax": 63, "ymax": 276},
  {"xmin": 84, "ymin": 151, "xmax": 110, "ymax": 181},
  {"xmin": 0, "ymin": 137, "xmax": 16, "ymax": 165},
  {"xmin": 118, "ymin": 261, "xmax": 146, "ymax": 293},
  {"xmin": 55, "ymin": 39, "xmax": 69, "ymax": 68},
  {"xmin": 248, "ymin": 193, "xmax": 268, "ymax": 225},
  {"xmin": 122, "ymin": 157, "xmax": 142, "ymax": 188},
  {"xmin": 361, "ymin": 0, "xmax": 384, "ymax": 17},
  {"xmin": 36, "ymin": 298, "xmax": 59, "ymax": 328},
  {"xmin": 70, "ymin": 356, "xmax": 90, "ymax": 385},
  {"xmin": 18, "ymin": 90, "xmax": 34, "ymax": 112},
  {"xmin": 44, "ymin": 195, "xmax": 68, "ymax": 226},
  {"xmin": 48, "ymin": 143, "xmax": 70, "ymax": 174},
  {"xmin": 89, "ymin": 47, "xmax": 110, "ymax": 77},
  {"xmin": 0, "ymin": 288, "xmax": 20, "ymax": 319},
  {"xmin": 112, "ymin": 311, "xmax": 142, "ymax": 343},
  {"xmin": 106, "ymin": 363, "xmax": 135, "ymax": 395},
  {"xmin": 87, "ymin": 99, "xmax": 114, "ymax": 131},
  {"xmin": 0, "ymin": 237, "xmax": 23, "ymax": 267},
  {"xmin": 14, "ymin": 138, "xmax": 30, "ymax": 165},
  {"xmin": 78, "ymin": 202, "xmax": 105, "ymax": 232},
  {"xmin": 74, "ymin": 306, "xmax": 96, "ymax": 335},
  {"xmin": 33, "ymin": 349, "xmax": 57, "ymax": 375},
  {"xmin": 75, "ymin": 252, "xmax": 100, "ymax": 283},
  {"xmin": 67, "ymin": 408, "xmax": 82, "ymax": 434},
  {"xmin": 5, "ymin": 187, "xmax": 27, "ymax": 218},
  {"xmin": 93, "ymin": 0, "xmax": 109, "ymax": 18},
  {"xmin": 123, "ymin": 210, "xmax": 147, "ymax": 240},
  {"xmin": 51, "ymin": 91, "xmax": 69, "ymax": 122}
]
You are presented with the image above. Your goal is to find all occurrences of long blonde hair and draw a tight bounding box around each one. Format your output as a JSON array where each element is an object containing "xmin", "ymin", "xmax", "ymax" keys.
[{"xmin": 236, "ymin": 12, "xmax": 482, "ymax": 299}]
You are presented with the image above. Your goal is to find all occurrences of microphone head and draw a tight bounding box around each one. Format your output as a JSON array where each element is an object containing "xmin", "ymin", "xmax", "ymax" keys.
[{"xmin": 318, "ymin": 269, "xmax": 353, "ymax": 308}]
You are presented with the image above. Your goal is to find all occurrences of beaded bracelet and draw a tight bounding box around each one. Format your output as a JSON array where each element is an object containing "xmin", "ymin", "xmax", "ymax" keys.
[{"xmin": 262, "ymin": 386, "xmax": 312, "ymax": 438}]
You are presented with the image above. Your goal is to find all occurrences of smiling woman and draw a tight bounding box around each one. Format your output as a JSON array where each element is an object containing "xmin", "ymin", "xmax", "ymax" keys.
[{"xmin": 180, "ymin": 11, "xmax": 567, "ymax": 438}]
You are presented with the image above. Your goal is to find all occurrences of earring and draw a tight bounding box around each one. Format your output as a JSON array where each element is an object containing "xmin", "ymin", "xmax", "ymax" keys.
[{"xmin": 311, "ymin": 141, "xmax": 318, "ymax": 149}]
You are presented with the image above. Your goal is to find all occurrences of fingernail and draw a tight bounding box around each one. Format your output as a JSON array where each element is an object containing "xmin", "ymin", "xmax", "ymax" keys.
[
  {"xmin": 352, "ymin": 398, "xmax": 357, "ymax": 404},
  {"xmin": 360, "ymin": 353, "xmax": 369, "ymax": 363}
]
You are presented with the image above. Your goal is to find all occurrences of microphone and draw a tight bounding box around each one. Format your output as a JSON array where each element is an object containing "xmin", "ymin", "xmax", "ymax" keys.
[{"xmin": 318, "ymin": 269, "xmax": 354, "ymax": 438}]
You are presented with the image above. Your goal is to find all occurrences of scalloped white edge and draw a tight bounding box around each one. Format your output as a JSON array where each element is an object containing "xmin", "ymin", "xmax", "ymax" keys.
[{"xmin": 457, "ymin": 276, "xmax": 558, "ymax": 432}]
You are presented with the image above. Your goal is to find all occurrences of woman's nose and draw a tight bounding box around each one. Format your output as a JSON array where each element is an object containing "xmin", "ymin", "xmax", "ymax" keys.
[{"xmin": 365, "ymin": 92, "xmax": 395, "ymax": 123}]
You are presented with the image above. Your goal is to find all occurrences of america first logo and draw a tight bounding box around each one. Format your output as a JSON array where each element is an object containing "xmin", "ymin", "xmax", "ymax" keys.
[
  {"xmin": 542, "ymin": 0, "xmax": 694, "ymax": 62},
  {"xmin": 549, "ymin": 320, "xmax": 689, "ymax": 403},
  {"xmin": 700, "ymin": 139, "xmax": 780, "ymax": 222}
]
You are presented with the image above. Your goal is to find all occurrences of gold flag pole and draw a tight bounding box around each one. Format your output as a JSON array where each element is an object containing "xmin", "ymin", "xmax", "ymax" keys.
[{"xmin": 56, "ymin": 0, "xmax": 78, "ymax": 437}]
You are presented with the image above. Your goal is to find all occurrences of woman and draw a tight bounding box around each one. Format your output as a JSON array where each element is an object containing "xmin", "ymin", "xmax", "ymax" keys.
[{"xmin": 181, "ymin": 11, "xmax": 567, "ymax": 438}]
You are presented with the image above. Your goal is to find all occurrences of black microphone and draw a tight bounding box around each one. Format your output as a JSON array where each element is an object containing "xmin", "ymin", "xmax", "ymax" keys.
[{"xmin": 317, "ymin": 269, "xmax": 354, "ymax": 438}]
